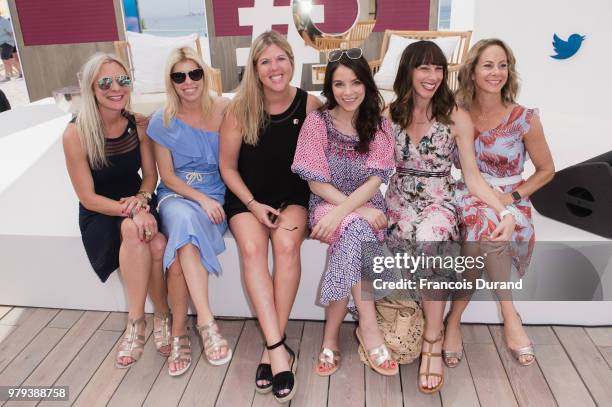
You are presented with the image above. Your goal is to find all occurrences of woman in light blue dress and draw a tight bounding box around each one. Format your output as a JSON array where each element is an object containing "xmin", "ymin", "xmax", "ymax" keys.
[{"xmin": 148, "ymin": 47, "xmax": 232, "ymax": 377}]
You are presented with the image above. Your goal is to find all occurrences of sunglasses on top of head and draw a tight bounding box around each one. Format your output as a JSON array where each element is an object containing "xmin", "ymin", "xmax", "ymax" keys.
[
  {"xmin": 97, "ymin": 75, "xmax": 132, "ymax": 91},
  {"xmin": 327, "ymin": 48, "xmax": 363, "ymax": 63},
  {"xmin": 170, "ymin": 68, "xmax": 204, "ymax": 84}
]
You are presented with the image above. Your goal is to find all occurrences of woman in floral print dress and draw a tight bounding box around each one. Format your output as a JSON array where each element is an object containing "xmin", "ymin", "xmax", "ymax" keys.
[
  {"xmin": 292, "ymin": 50, "xmax": 398, "ymax": 377},
  {"xmin": 443, "ymin": 39, "xmax": 554, "ymax": 369},
  {"xmin": 384, "ymin": 41, "xmax": 517, "ymax": 393}
]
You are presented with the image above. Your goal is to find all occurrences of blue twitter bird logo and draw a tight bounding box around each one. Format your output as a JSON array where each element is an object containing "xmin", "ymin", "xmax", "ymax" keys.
[{"xmin": 551, "ymin": 33, "xmax": 585, "ymax": 59}]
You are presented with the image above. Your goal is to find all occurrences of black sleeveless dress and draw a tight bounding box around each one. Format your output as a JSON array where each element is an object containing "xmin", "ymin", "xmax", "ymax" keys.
[
  {"xmin": 77, "ymin": 113, "xmax": 160, "ymax": 282},
  {"xmin": 225, "ymin": 87, "xmax": 310, "ymax": 218}
]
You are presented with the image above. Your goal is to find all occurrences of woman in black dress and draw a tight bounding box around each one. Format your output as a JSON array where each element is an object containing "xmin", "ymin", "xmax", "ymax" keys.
[
  {"xmin": 220, "ymin": 31, "xmax": 321, "ymax": 403},
  {"xmin": 63, "ymin": 53, "xmax": 174, "ymax": 369}
]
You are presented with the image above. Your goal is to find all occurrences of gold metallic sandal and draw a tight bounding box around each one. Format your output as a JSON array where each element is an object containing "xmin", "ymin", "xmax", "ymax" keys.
[
  {"xmin": 168, "ymin": 335, "xmax": 192, "ymax": 377},
  {"xmin": 196, "ymin": 319, "xmax": 233, "ymax": 366},
  {"xmin": 153, "ymin": 312, "xmax": 171, "ymax": 357},
  {"xmin": 442, "ymin": 349, "xmax": 464, "ymax": 368},
  {"xmin": 442, "ymin": 315, "xmax": 463, "ymax": 367},
  {"xmin": 509, "ymin": 344, "xmax": 536, "ymax": 366},
  {"xmin": 315, "ymin": 347, "xmax": 341, "ymax": 377},
  {"xmin": 115, "ymin": 316, "xmax": 146, "ymax": 369},
  {"xmin": 506, "ymin": 313, "xmax": 536, "ymax": 366},
  {"xmin": 418, "ymin": 331, "xmax": 445, "ymax": 394},
  {"xmin": 355, "ymin": 328, "xmax": 398, "ymax": 376}
]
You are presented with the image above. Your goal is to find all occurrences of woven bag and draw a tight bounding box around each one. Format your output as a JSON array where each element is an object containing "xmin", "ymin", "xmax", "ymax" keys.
[{"xmin": 358, "ymin": 298, "xmax": 424, "ymax": 364}]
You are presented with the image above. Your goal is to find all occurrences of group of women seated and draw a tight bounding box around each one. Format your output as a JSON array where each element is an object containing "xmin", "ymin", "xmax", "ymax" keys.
[{"xmin": 63, "ymin": 30, "xmax": 554, "ymax": 402}]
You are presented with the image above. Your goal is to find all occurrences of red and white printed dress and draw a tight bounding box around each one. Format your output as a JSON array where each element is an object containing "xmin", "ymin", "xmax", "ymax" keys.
[{"xmin": 453, "ymin": 105, "xmax": 538, "ymax": 276}]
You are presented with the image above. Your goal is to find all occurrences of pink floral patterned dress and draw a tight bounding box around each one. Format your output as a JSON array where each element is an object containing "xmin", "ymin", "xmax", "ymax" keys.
[
  {"xmin": 292, "ymin": 110, "xmax": 394, "ymax": 305},
  {"xmin": 453, "ymin": 105, "xmax": 538, "ymax": 276},
  {"xmin": 385, "ymin": 120, "xmax": 459, "ymax": 250}
]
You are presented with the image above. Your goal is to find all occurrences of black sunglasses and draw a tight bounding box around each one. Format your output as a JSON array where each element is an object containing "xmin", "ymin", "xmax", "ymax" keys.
[
  {"xmin": 97, "ymin": 75, "xmax": 132, "ymax": 90},
  {"xmin": 268, "ymin": 202, "xmax": 298, "ymax": 231},
  {"xmin": 328, "ymin": 48, "xmax": 363, "ymax": 63},
  {"xmin": 170, "ymin": 68, "xmax": 204, "ymax": 84}
]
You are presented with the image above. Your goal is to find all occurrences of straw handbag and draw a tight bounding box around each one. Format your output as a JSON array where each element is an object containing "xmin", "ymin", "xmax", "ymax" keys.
[{"xmin": 358, "ymin": 298, "xmax": 424, "ymax": 364}]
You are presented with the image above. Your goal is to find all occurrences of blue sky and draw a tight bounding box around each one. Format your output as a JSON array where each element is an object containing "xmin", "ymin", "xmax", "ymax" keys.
[{"xmin": 139, "ymin": 0, "xmax": 205, "ymax": 18}]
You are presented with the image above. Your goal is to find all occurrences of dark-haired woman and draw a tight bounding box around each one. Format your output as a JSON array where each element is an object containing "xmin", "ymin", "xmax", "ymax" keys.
[
  {"xmin": 292, "ymin": 48, "xmax": 398, "ymax": 377},
  {"xmin": 384, "ymin": 41, "xmax": 516, "ymax": 393}
]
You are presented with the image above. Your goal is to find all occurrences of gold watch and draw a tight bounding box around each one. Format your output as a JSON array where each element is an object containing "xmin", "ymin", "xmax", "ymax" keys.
[{"xmin": 138, "ymin": 191, "xmax": 152, "ymax": 202}]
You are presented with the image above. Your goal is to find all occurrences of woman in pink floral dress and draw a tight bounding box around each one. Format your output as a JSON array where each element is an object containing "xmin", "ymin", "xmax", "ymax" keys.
[
  {"xmin": 292, "ymin": 50, "xmax": 398, "ymax": 377},
  {"xmin": 384, "ymin": 41, "xmax": 517, "ymax": 393},
  {"xmin": 443, "ymin": 39, "xmax": 554, "ymax": 369}
]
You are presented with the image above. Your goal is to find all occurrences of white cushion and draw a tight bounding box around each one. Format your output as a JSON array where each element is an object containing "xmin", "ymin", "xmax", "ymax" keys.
[
  {"xmin": 126, "ymin": 31, "xmax": 201, "ymax": 94},
  {"xmin": 374, "ymin": 34, "xmax": 460, "ymax": 90}
]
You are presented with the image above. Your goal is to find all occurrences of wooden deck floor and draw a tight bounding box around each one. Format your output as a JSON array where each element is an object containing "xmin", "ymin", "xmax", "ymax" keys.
[{"xmin": 0, "ymin": 306, "xmax": 611, "ymax": 406}]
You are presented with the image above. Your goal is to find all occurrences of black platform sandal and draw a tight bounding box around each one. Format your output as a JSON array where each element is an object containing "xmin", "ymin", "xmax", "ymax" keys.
[
  {"xmin": 266, "ymin": 334, "xmax": 297, "ymax": 404},
  {"xmin": 255, "ymin": 362, "xmax": 273, "ymax": 394}
]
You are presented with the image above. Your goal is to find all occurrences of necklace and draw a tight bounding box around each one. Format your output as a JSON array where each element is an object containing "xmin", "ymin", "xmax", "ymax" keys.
[
  {"xmin": 330, "ymin": 112, "xmax": 355, "ymax": 130},
  {"xmin": 476, "ymin": 105, "xmax": 504, "ymax": 122},
  {"xmin": 414, "ymin": 116, "xmax": 431, "ymax": 125},
  {"xmin": 413, "ymin": 109, "xmax": 432, "ymax": 125}
]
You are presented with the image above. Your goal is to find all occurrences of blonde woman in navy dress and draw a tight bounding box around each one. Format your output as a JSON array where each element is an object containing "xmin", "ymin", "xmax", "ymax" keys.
[
  {"xmin": 148, "ymin": 47, "xmax": 232, "ymax": 376},
  {"xmin": 63, "ymin": 53, "xmax": 171, "ymax": 369}
]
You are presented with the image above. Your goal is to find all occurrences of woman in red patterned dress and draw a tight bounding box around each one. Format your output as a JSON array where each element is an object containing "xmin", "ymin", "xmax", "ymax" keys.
[{"xmin": 443, "ymin": 39, "xmax": 555, "ymax": 367}]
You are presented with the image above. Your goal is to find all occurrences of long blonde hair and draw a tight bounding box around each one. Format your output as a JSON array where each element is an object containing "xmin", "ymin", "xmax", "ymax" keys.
[
  {"xmin": 163, "ymin": 46, "xmax": 214, "ymax": 127},
  {"xmin": 226, "ymin": 31, "xmax": 295, "ymax": 145},
  {"xmin": 456, "ymin": 38, "xmax": 520, "ymax": 110},
  {"xmin": 76, "ymin": 53, "xmax": 131, "ymax": 169}
]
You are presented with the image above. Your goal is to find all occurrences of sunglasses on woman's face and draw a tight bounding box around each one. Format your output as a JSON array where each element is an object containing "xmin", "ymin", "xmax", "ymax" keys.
[
  {"xmin": 97, "ymin": 75, "xmax": 132, "ymax": 90},
  {"xmin": 327, "ymin": 48, "xmax": 363, "ymax": 63},
  {"xmin": 170, "ymin": 68, "xmax": 204, "ymax": 84}
]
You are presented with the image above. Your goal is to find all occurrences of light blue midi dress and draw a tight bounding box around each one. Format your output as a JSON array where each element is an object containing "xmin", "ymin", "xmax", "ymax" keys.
[{"xmin": 147, "ymin": 110, "xmax": 227, "ymax": 274}]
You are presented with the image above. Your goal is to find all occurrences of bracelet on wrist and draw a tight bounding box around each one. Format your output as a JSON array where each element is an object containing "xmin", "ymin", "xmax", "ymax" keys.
[
  {"xmin": 499, "ymin": 206, "xmax": 519, "ymax": 221},
  {"xmin": 246, "ymin": 197, "xmax": 255, "ymax": 208}
]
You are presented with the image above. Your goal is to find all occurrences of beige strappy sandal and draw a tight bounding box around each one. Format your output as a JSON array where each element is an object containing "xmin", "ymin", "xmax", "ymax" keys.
[
  {"xmin": 315, "ymin": 347, "xmax": 341, "ymax": 376},
  {"xmin": 153, "ymin": 312, "xmax": 171, "ymax": 357},
  {"xmin": 418, "ymin": 331, "xmax": 444, "ymax": 393},
  {"xmin": 115, "ymin": 316, "xmax": 146, "ymax": 369},
  {"xmin": 355, "ymin": 328, "xmax": 398, "ymax": 376},
  {"xmin": 168, "ymin": 335, "xmax": 192, "ymax": 376},
  {"xmin": 196, "ymin": 319, "xmax": 233, "ymax": 366}
]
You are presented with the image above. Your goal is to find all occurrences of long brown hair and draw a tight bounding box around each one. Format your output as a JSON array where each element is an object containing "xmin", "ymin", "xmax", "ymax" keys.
[
  {"xmin": 456, "ymin": 38, "xmax": 519, "ymax": 110},
  {"xmin": 320, "ymin": 54, "xmax": 383, "ymax": 154},
  {"xmin": 389, "ymin": 41, "xmax": 455, "ymax": 129}
]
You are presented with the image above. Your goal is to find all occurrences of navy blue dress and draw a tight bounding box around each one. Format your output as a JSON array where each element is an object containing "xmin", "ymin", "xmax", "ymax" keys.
[{"xmin": 78, "ymin": 113, "xmax": 160, "ymax": 282}]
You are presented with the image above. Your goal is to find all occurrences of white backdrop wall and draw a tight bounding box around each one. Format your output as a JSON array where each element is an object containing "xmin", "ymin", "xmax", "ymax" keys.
[
  {"xmin": 450, "ymin": 0, "xmax": 612, "ymax": 321},
  {"xmin": 467, "ymin": 0, "xmax": 612, "ymax": 170}
]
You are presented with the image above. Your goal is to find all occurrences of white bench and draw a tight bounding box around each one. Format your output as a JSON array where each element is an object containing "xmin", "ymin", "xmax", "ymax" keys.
[{"xmin": 1, "ymin": 99, "xmax": 610, "ymax": 325}]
